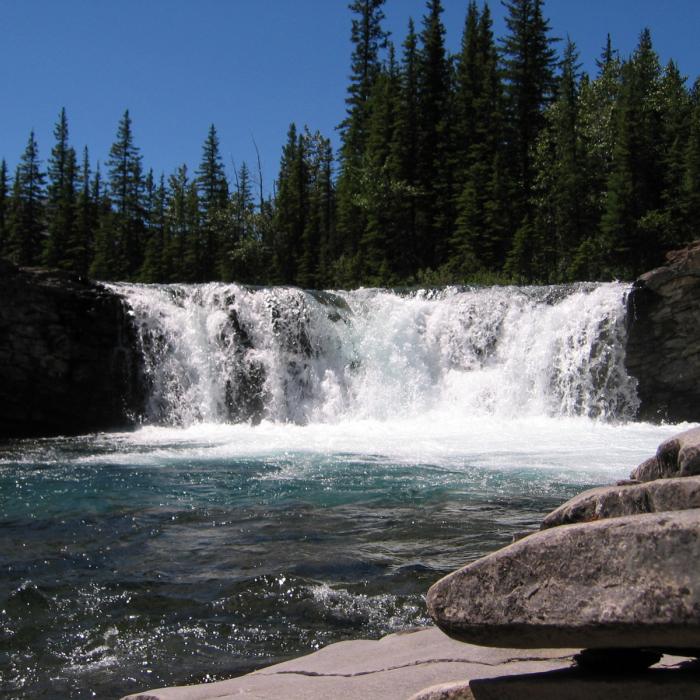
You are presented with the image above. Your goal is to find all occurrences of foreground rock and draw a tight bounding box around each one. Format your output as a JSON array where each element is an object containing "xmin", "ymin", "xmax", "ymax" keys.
[
  {"xmin": 0, "ymin": 261, "xmax": 142, "ymax": 438},
  {"xmin": 541, "ymin": 475, "xmax": 700, "ymax": 529},
  {"xmin": 121, "ymin": 627, "xmax": 578, "ymax": 700},
  {"xmin": 625, "ymin": 241, "xmax": 700, "ymax": 422},
  {"xmin": 427, "ymin": 510, "xmax": 700, "ymax": 650},
  {"xmin": 630, "ymin": 426, "xmax": 700, "ymax": 481}
]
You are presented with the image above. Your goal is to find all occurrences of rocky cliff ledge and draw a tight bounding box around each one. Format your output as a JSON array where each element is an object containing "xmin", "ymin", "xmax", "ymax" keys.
[
  {"xmin": 626, "ymin": 241, "xmax": 700, "ymax": 422},
  {"xmin": 0, "ymin": 261, "xmax": 142, "ymax": 438}
]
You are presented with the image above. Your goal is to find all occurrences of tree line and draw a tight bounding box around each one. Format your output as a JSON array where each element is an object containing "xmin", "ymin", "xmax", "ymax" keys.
[{"xmin": 1, "ymin": 0, "xmax": 699, "ymax": 287}]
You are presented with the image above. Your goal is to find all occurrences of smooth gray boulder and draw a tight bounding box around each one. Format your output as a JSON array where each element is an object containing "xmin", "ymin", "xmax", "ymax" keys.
[
  {"xmin": 427, "ymin": 510, "xmax": 700, "ymax": 650},
  {"xmin": 631, "ymin": 427, "xmax": 700, "ymax": 481},
  {"xmin": 541, "ymin": 476, "xmax": 700, "ymax": 529}
]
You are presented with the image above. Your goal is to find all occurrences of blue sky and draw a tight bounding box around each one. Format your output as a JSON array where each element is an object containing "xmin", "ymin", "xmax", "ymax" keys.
[{"xmin": 2, "ymin": 0, "xmax": 699, "ymax": 195}]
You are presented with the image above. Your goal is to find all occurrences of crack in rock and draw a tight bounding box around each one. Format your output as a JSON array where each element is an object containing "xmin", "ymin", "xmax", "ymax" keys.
[{"xmin": 262, "ymin": 654, "xmax": 574, "ymax": 679}]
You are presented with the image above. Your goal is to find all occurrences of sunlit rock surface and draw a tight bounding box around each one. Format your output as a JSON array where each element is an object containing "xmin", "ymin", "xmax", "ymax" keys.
[{"xmin": 427, "ymin": 509, "xmax": 700, "ymax": 650}]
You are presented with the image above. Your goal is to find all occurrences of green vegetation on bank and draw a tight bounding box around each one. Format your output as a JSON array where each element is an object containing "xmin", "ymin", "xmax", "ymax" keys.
[{"xmin": 1, "ymin": 0, "xmax": 698, "ymax": 287}]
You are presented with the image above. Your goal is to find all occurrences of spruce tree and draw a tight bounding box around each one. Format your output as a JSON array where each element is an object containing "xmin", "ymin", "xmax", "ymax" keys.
[
  {"xmin": 358, "ymin": 46, "xmax": 400, "ymax": 284},
  {"xmin": 601, "ymin": 29, "xmax": 664, "ymax": 277},
  {"xmin": 139, "ymin": 170, "xmax": 167, "ymax": 282},
  {"xmin": 683, "ymin": 84, "xmax": 700, "ymax": 239},
  {"xmin": 196, "ymin": 124, "xmax": 229, "ymax": 280},
  {"xmin": 385, "ymin": 19, "xmax": 421, "ymax": 280},
  {"xmin": 658, "ymin": 60, "xmax": 691, "ymax": 249},
  {"xmin": 7, "ymin": 130, "xmax": 46, "ymax": 266},
  {"xmin": 500, "ymin": 0, "xmax": 558, "ymax": 228},
  {"xmin": 71, "ymin": 147, "xmax": 95, "ymax": 277},
  {"xmin": 525, "ymin": 38, "xmax": 584, "ymax": 281},
  {"xmin": 107, "ymin": 109, "xmax": 144, "ymax": 278},
  {"xmin": 336, "ymin": 0, "xmax": 388, "ymax": 272},
  {"xmin": 0, "ymin": 160, "xmax": 8, "ymax": 259},
  {"xmin": 415, "ymin": 0, "xmax": 452, "ymax": 270},
  {"xmin": 451, "ymin": 2, "xmax": 510, "ymax": 276},
  {"xmin": 44, "ymin": 108, "xmax": 78, "ymax": 270},
  {"xmin": 570, "ymin": 35, "xmax": 622, "ymax": 278},
  {"xmin": 272, "ymin": 124, "xmax": 307, "ymax": 285}
]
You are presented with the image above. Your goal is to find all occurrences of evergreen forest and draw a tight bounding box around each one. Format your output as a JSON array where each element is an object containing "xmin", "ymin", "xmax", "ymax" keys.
[{"xmin": 2, "ymin": 0, "xmax": 699, "ymax": 287}]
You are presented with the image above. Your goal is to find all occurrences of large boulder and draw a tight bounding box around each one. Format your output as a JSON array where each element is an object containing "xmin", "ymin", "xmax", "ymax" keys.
[
  {"xmin": 625, "ymin": 241, "xmax": 700, "ymax": 422},
  {"xmin": 630, "ymin": 426, "xmax": 700, "ymax": 481},
  {"xmin": 427, "ymin": 509, "xmax": 700, "ymax": 650},
  {"xmin": 541, "ymin": 475, "xmax": 700, "ymax": 529},
  {"xmin": 0, "ymin": 261, "xmax": 143, "ymax": 438}
]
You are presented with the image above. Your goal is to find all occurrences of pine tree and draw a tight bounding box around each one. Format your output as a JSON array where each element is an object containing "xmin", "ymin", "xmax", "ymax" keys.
[
  {"xmin": 601, "ymin": 29, "xmax": 665, "ymax": 277},
  {"xmin": 358, "ymin": 46, "xmax": 400, "ymax": 284},
  {"xmin": 385, "ymin": 19, "xmax": 421, "ymax": 281},
  {"xmin": 683, "ymin": 83, "xmax": 700, "ymax": 238},
  {"xmin": 7, "ymin": 130, "xmax": 46, "ymax": 266},
  {"xmin": 570, "ymin": 35, "xmax": 623, "ymax": 278},
  {"xmin": 500, "ymin": 0, "xmax": 558, "ymax": 228},
  {"xmin": 453, "ymin": 1, "xmax": 480, "ymax": 182},
  {"xmin": 220, "ymin": 161, "xmax": 259, "ymax": 283},
  {"xmin": 139, "ymin": 171, "xmax": 167, "ymax": 282},
  {"xmin": 526, "ymin": 38, "xmax": 585, "ymax": 281},
  {"xmin": 70, "ymin": 147, "xmax": 95, "ymax": 277},
  {"xmin": 107, "ymin": 109, "xmax": 144, "ymax": 278},
  {"xmin": 415, "ymin": 0, "xmax": 452, "ymax": 270},
  {"xmin": 0, "ymin": 160, "xmax": 8, "ymax": 258},
  {"xmin": 161, "ymin": 165, "xmax": 200, "ymax": 282},
  {"xmin": 451, "ymin": 2, "xmax": 510, "ymax": 276},
  {"xmin": 44, "ymin": 108, "xmax": 78, "ymax": 269},
  {"xmin": 272, "ymin": 124, "xmax": 307, "ymax": 285},
  {"xmin": 658, "ymin": 60, "xmax": 691, "ymax": 249},
  {"xmin": 336, "ymin": 0, "xmax": 389, "ymax": 272},
  {"xmin": 196, "ymin": 124, "xmax": 229, "ymax": 280}
]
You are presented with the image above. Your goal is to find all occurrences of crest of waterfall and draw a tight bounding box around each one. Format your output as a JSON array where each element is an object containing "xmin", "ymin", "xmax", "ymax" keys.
[{"xmin": 108, "ymin": 282, "xmax": 639, "ymax": 426}]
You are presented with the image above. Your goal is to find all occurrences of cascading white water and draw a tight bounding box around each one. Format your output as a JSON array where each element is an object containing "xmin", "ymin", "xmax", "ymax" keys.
[{"xmin": 109, "ymin": 282, "xmax": 639, "ymax": 427}]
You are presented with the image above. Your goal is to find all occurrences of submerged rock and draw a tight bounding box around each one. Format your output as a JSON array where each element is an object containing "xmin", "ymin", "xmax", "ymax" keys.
[
  {"xmin": 541, "ymin": 476, "xmax": 700, "ymax": 529},
  {"xmin": 631, "ymin": 426, "xmax": 700, "ymax": 481},
  {"xmin": 427, "ymin": 510, "xmax": 700, "ymax": 650}
]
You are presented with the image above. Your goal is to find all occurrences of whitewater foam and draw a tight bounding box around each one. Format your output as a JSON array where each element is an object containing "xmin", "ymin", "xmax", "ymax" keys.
[{"xmin": 110, "ymin": 281, "xmax": 639, "ymax": 427}]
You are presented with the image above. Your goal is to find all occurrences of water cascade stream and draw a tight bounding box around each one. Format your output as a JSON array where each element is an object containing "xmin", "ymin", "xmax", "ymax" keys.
[{"xmin": 112, "ymin": 282, "xmax": 639, "ymax": 427}]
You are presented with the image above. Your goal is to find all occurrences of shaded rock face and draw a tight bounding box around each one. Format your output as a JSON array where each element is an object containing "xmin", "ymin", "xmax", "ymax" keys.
[
  {"xmin": 625, "ymin": 241, "xmax": 700, "ymax": 422},
  {"xmin": 0, "ymin": 261, "xmax": 143, "ymax": 438},
  {"xmin": 427, "ymin": 509, "xmax": 700, "ymax": 650}
]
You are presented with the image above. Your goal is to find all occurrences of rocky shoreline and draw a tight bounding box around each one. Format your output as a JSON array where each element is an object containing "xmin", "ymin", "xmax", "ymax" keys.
[{"xmin": 123, "ymin": 427, "xmax": 700, "ymax": 699}]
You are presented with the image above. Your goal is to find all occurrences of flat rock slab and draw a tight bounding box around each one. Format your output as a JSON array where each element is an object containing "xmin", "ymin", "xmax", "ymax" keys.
[
  {"xmin": 409, "ymin": 663, "xmax": 700, "ymax": 700},
  {"xmin": 120, "ymin": 627, "xmax": 577, "ymax": 700},
  {"xmin": 541, "ymin": 476, "xmax": 700, "ymax": 528},
  {"xmin": 631, "ymin": 426, "xmax": 700, "ymax": 481},
  {"xmin": 427, "ymin": 510, "xmax": 700, "ymax": 650}
]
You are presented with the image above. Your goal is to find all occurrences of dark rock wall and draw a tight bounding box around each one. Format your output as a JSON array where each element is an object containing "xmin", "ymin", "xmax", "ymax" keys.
[
  {"xmin": 0, "ymin": 261, "xmax": 143, "ymax": 439},
  {"xmin": 625, "ymin": 242, "xmax": 700, "ymax": 423}
]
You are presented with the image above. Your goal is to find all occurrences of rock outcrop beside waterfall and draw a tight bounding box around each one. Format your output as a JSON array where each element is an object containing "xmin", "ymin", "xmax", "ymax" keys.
[
  {"xmin": 625, "ymin": 241, "xmax": 700, "ymax": 422},
  {"xmin": 424, "ymin": 426, "xmax": 700, "ymax": 697},
  {"xmin": 0, "ymin": 261, "xmax": 142, "ymax": 438}
]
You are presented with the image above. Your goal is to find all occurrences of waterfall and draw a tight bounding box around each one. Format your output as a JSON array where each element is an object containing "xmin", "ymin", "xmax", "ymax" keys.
[{"xmin": 108, "ymin": 282, "xmax": 639, "ymax": 426}]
